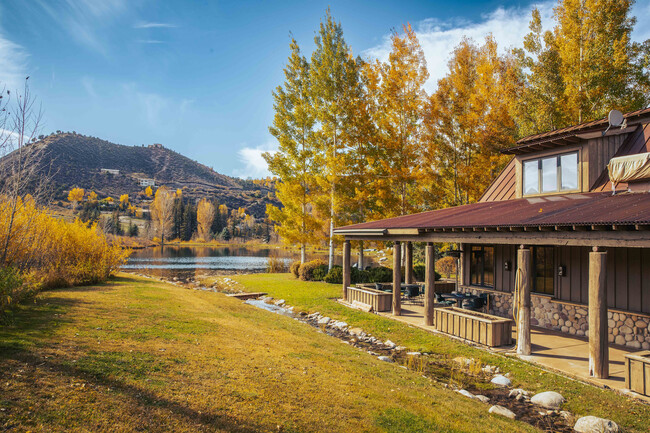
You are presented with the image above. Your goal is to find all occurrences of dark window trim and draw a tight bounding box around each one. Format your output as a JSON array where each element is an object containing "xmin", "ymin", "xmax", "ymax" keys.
[
  {"xmin": 532, "ymin": 246, "xmax": 555, "ymax": 296},
  {"xmin": 469, "ymin": 245, "xmax": 495, "ymax": 288}
]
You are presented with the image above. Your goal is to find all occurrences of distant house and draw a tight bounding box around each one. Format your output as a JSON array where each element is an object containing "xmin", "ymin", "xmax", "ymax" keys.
[
  {"xmin": 100, "ymin": 168, "xmax": 120, "ymax": 175},
  {"xmin": 335, "ymin": 107, "xmax": 650, "ymax": 380},
  {"xmin": 149, "ymin": 143, "xmax": 163, "ymax": 149},
  {"xmin": 139, "ymin": 178, "xmax": 156, "ymax": 187}
]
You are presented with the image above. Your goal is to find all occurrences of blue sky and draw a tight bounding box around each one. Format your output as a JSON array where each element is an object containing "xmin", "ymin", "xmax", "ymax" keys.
[{"xmin": 1, "ymin": 1, "xmax": 649, "ymax": 178}]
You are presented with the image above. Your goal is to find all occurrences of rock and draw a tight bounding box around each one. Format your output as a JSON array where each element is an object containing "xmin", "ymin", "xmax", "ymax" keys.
[
  {"xmin": 573, "ymin": 416, "xmax": 619, "ymax": 433},
  {"xmin": 348, "ymin": 327, "xmax": 364, "ymax": 336},
  {"xmin": 317, "ymin": 317, "xmax": 331, "ymax": 325},
  {"xmin": 488, "ymin": 405, "xmax": 516, "ymax": 419},
  {"xmin": 274, "ymin": 299, "xmax": 286, "ymax": 306},
  {"xmin": 332, "ymin": 321, "xmax": 348, "ymax": 330},
  {"xmin": 475, "ymin": 395, "xmax": 490, "ymax": 403},
  {"xmin": 457, "ymin": 389, "xmax": 476, "ymax": 399},
  {"xmin": 491, "ymin": 375, "xmax": 512, "ymax": 387},
  {"xmin": 377, "ymin": 356, "xmax": 393, "ymax": 363},
  {"xmin": 530, "ymin": 391, "xmax": 565, "ymax": 409},
  {"xmin": 384, "ymin": 339, "xmax": 396, "ymax": 349},
  {"xmin": 406, "ymin": 352, "xmax": 421, "ymax": 356}
]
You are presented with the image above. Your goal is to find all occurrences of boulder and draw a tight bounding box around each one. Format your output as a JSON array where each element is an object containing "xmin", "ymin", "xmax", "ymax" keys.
[
  {"xmin": 377, "ymin": 356, "xmax": 393, "ymax": 363},
  {"xmin": 317, "ymin": 317, "xmax": 331, "ymax": 325},
  {"xmin": 384, "ymin": 339, "xmax": 396, "ymax": 349},
  {"xmin": 457, "ymin": 389, "xmax": 476, "ymax": 399},
  {"xmin": 475, "ymin": 395, "xmax": 490, "ymax": 403},
  {"xmin": 530, "ymin": 391, "xmax": 565, "ymax": 409},
  {"xmin": 491, "ymin": 375, "xmax": 512, "ymax": 387},
  {"xmin": 488, "ymin": 405, "xmax": 516, "ymax": 419},
  {"xmin": 573, "ymin": 416, "xmax": 619, "ymax": 433}
]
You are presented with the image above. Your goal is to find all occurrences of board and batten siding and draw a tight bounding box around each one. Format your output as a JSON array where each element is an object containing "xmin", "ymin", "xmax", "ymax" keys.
[{"xmin": 464, "ymin": 244, "xmax": 650, "ymax": 315}]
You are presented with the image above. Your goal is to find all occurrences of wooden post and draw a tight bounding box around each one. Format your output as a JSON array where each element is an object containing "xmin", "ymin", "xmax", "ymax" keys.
[
  {"xmin": 516, "ymin": 245, "xmax": 532, "ymax": 356},
  {"xmin": 358, "ymin": 241, "xmax": 364, "ymax": 270},
  {"xmin": 589, "ymin": 247, "xmax": 609, "ymax": 378},
  {"xmin": 405, "ymin": 241, "xmax": 413, "ymax": 284},
  {"xmin": 458, "ymin": 243, "xmax": 465, "ymax": 286},
  {"xmin": 342, "ymin": 240, "xmax": 351, "ymax": 301},
  {"xmin": 424, "ymin": 242, "xmax": 435, "ymax": 326},
  {"xmin": 393, "ymin": 241, "xmax": 402, "ymax": 316}
]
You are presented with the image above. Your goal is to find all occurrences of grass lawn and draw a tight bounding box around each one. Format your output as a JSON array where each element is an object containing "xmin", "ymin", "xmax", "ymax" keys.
[
  {"xmin": 227, "ymin": 273, "xmax": 650, "ymax": 432},
  {"xmin": 1, "ymin": 274, "xmax": 546, "ymax": 433}
]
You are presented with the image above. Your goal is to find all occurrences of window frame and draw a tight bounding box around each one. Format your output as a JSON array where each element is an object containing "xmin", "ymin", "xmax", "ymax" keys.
[
  {"xmin": 532, "ymin": 246, "xmax": 555, "ymax": 296},
  {"xmin": 522, "ymin": 151, "xmax": 579, "ymax": 196},
  {"xmin": 469, "ymin": 245, "xmax": 495, "ymax": 288}
]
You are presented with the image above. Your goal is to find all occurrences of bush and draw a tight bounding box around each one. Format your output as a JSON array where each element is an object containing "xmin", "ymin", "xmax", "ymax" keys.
[
  {"xmin": 436, "ymin": 256, "xmax": 457, "ymax": 278},
  {"xmin": 266, "ymin": 256, "xmax": 287, "ymax": 273},
  {"xmin": 298, "ymin": 259, "xmax": 327, "ymax": 281},
  {"xmin": 324, "ymin": 266, "xmax": 343, "ymax": 284},
  {"xmin": 413, "ymin": 264, "xmax": 442, "ymax": 282},
  {"xmin": 323, "ymin": 265, "xmax": 393, "ymax": 285},
  {"xmin": 367, "ymin": 266, "xmax": 393, "ymax": 283},
  {"xmin": 0, "ymin": 267, "xmax": 38, "ymax": 316},
  {"xmin": 312, "ymin": 264, "xmax": 329, "ymax": 281},
  {"xmin": 290, "ymin": 260, "xmax": 301, "ymax": 278}
]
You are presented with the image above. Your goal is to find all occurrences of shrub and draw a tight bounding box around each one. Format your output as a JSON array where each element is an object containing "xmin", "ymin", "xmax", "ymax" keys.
[
  {"xmin": 324, "ymin": 266, "xmax": 343, "ymax": 284},
  {"xmin": 290, "ymin": 260, "xmax": 301, "ymax": 278},
  {"xmin": 367, "ymin": 266, "xmax": 393, "ymax": 283},
  {"xmin": 436, "ymin": 256, "xmax": 457, "ymax": 278},
  {"xmin": 312, "ymin": 264, "xmax": 329, "ymax": 281},
  {"xmin": 298, "ymin": 259, "xmax": 327, "ymax": 281},
  {"xmin": 266, "ymin": 256, "xmax": 287, "ymax": 273},
  {"xmin": 413, "ymin": 265, "xmax": 441, "ymax": 282}
]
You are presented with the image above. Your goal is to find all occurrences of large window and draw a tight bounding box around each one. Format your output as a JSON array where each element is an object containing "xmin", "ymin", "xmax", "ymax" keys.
[
  {"xmin": 470, "ymin": 246, "xmax": 494, "ymax": 287},
  {"xmin": 523, "ymin": 152, "xmax": 578, "ymax": 195},
  {"xmin": 533, "ymin": 246, "xmax": 554, "ymax": 295}
]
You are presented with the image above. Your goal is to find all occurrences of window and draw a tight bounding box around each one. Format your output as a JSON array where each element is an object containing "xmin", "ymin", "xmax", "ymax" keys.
[
  {"xmin": 470, "ymin": 245, "xmax": 494, "ymax": 287},
  {"xmin": 533, "ymin": 246, "xmax": 554, "ymax": 295},
  {"xmin": 523, "ymin": 152, "xmax": 578, "ymax": 195}
]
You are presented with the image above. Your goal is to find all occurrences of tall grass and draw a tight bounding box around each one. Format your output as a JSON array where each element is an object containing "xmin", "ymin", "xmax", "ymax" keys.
[
  {"xmin": 266, "ymin": 255, "xmax": 287, "ymax": 273},
  {"xmin": 0, "ymin": 196, "xmax": 129, "ymax": 314}
]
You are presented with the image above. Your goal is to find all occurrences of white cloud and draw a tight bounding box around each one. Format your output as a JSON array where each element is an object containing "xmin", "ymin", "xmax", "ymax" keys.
[
  {"xmin": 0, "ymin": 33, "xmax": 28, "ymax": 92},
  {"xmin": 363, "ymin": 3, "xmax": 555, "ymax": 93},
  {"xmin": 136, "ymin": 91, "xmax": 169, "ymax": 126},
  {"xmin": 134, "ymin": 22, "xmax": 176, "ymax": 29},
  {"xmin": 233, "ymin": 141, "xmax": 277, "ymax": 179},
  {"xmin": 81, "ymin": 76, "xmax": 97, "ymax": 98},
  {"xmin": 136, "ymin": 39, "xmax": 165, "ymax": 44}
]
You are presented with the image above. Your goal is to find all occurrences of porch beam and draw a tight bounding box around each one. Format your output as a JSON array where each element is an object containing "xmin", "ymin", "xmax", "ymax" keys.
[
  {"xmin": 516, "ymin": 245, "xmax": 532, "ymax": 356},
  {"xmin": 340, "ymin": 231, "xmax": 650, "ymax": 248},
  {"xmin": 588, "ymin": 247, "xmax": 609, "ymax": 379},
  {"xmin": 342, "ymin": 240, "xmax": 351, "ymax": 302},
  {"xmin": 424, "ymin": 242, "xmax": 435, "ymax": 326},
  {"xmin": 405, "ymin": 241, "xmax": 414, "ymax": 284},
  {"xmin": 392, "ymin": 241, "xmax": 402, "ymax": 316}
]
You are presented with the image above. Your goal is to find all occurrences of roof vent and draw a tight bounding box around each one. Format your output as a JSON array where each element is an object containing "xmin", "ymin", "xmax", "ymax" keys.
[{"xmin": 602, "ymin": 110, "xmax": 626, "ymax": 136}]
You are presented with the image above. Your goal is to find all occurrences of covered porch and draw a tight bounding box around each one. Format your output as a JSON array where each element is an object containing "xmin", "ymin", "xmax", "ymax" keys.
[{"xmin": 334, "ymin": 192, "xmax": 650, "ymax": 386}]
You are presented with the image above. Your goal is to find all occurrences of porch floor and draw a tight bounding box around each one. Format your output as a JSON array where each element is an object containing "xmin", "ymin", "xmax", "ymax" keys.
[{"xmin": 370, "ymin": 302, "xmax": 648, "ymax": 400}]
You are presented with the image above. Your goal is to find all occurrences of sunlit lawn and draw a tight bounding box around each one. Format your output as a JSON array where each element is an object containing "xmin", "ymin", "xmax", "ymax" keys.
[{"xmin": 0, "ymin": 273, "xmax": 544, "ymax": 433}]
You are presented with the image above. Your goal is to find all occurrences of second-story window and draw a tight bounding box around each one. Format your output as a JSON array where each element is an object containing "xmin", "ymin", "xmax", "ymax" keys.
[{"xmin": 523, "ymin": 152, "xmax": 578, "ymax": 195}]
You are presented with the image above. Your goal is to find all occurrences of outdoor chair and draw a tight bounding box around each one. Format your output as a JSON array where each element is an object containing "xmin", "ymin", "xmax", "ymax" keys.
[
  {"xmin": 402, "ymin": 284, "xmax": 422, "ymax": 305},
  {"xmin": 461, "ymin": 293, "xmax": 489, "ymax": 311},
  {"xmin": 435, "ymin": 292, "xmax": 455, "ymax": 306}
]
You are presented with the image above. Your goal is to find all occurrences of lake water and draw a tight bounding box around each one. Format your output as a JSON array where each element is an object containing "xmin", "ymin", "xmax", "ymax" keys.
[{"xmin": 123, "ymin": 245, "xmax": 351, "ymax": 280}]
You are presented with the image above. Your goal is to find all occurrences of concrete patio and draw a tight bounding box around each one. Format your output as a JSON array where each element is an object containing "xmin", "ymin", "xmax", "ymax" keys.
[{"xmin": 369, "ymin": 302, "xmax": 649, "ymax": 402}]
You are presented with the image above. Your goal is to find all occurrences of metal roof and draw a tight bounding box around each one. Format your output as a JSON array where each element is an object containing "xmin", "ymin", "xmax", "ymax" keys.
[
  {"xmin": 503, "ymin": 107, "xmax": 650, "ymax": 155},
  {"xmin": 334, "ymin": 191, "xmax": 650, "ymax": 233}
]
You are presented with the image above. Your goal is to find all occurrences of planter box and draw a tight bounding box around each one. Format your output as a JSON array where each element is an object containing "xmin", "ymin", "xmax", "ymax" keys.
[
  {"xmin": 346, "ymin": 286, "xmax": 392, "ymax": 312},
  {"xmin": 624, "ymin": 350, "xmax": 650, "ymax": 396},
  {"xmin": 434, "ymin": 307, "xmax": 513, "ymax": 347}
]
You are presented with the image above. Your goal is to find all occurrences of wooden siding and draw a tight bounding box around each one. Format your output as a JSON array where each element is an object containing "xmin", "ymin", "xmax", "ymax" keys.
[
  {"xmin": 465, "ymin": 244, "xmax": 650, "ymax": 314},
  {"xmin": 434, "ymin": 307, "xmax": 513, "ymax": 347},
  {"xmin": 479, "ymin": 158, "xmax": 516, "ymax": 202}
]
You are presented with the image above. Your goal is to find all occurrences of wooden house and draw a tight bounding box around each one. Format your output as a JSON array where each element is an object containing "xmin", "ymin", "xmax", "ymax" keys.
[{"xmin": 334, "ymin": 107, "xmax": 650, "ymax": 379}]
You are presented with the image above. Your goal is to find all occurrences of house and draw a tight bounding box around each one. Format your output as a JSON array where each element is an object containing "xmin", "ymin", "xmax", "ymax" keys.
[
  {"xmin": 139, "ymin": 178, "xmax": 156, "ymax": 187},
  {"xmin": 100, "ymin": 168, "xmax": 120, "ymax": 175},
  {"xmin": 334, "ymin": 107, "xmax": 650, "ymax": 380}
]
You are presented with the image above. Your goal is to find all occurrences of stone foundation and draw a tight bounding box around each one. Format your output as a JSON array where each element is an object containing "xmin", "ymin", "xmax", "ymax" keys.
[{"xmin": 459, "ymin": 286, "xmax": 650, "ymax": 350}]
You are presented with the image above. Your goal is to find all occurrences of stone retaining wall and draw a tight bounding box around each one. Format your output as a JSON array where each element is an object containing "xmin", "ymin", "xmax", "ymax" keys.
[{"xmin": 458, "ymin": 286, "xmax": 650, "ymax": 350}]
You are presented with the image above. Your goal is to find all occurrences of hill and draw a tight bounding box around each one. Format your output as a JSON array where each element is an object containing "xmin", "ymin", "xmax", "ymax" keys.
[{"xmin": 1, "ymin": 132, "xmax": 277, "ymax": 218}]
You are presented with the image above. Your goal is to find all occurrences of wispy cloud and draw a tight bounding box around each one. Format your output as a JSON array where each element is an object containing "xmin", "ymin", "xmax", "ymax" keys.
[
  {"xmin": 233, "ymin": 141, "xmax": 277, "ymax": 178},
  {"xmin": 363, "ymin": 3, "xmax": 555, "ymax": 93},
  {"xmin": 136, "ymin": 39, "xmax": 165, "ymax": 44},
  {"xmin": 0, "ymin": 32, "xmax": 29, "ymax": 92},
  {"xmin": 134, "ymin": 22, "xmax": 177, "ymax": 29},
  {"xmin": 81, "ymin": 76, "xmax": 97, "ymax": 98}
]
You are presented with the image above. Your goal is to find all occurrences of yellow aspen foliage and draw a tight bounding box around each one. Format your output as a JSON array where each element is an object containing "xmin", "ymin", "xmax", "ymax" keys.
[
  {"xmin": 105, "ymin": 197, "xmax": 114, "ymax": 204},
  {"xmin": 150, "ymin": 186, "xmax": 175, "ymax": 245},
  {"xmin": 119, "ymin": 194, "xmax": 129, "ymax": 210},
  {"xmin": 145, "ymin": 186, "xmax": 153, "ymax": 198},
  {"xmin": 88, "ymin": 191, "xmax": 98, "ymax": 203},
  {"xmin": 67, "ymin": 187, "xmax": 85, "ymax": 209},
  {"xmin": 196, "ymin": 198, "xmax": 215, "ymax": 241}
]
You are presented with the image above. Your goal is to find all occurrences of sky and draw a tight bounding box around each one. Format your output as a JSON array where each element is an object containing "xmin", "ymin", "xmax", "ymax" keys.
[{"xmin": 1, "ymin": 0, "xmax": 649, "ymax": 179}]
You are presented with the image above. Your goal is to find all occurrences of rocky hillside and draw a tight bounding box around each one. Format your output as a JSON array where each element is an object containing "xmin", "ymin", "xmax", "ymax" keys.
[{"xmin": 1, "ymin": 132, "xmax": 277, "ymax": 218}]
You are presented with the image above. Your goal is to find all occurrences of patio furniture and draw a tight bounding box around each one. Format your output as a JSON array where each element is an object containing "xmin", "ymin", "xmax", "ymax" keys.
[
  {"xmin": 435, "ymin": 292, "xmax": 456, "ymax": 306},
  {"xmin": 402, "ymin": 284, "xmax": 422, "ymax": 305},
  {"xmin": 461, "ymin": 293, "xmax": 488, "ymax": 311}
]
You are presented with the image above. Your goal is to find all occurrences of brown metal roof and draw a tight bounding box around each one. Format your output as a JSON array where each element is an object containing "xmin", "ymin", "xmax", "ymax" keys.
[
  {"xmin": 334, "ymin": 191, "xmax": 650, "ymax": 233},
  {"xmin": 503, "ymin": 106, "xmax": 650, "ymax": 155}
]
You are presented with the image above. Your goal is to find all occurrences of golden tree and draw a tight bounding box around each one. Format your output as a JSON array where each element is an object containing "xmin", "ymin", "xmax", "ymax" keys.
[
  {"xmin": 88, "ymin": 191, "xmax": 98, "ymax": 203},
  {"xmin": 150, "ymin": 186, "xmax": 175, "ymax": 245},
  {"xmin": 67, "ymin": 187, "xmax": 85, "ymax": 210},
  {"xmin": 196, "ymin": 198, "xmax": 215, "ymax": 241},
  {"xmin": 119, "ymin": 194, "xmax": 129, "ymax": 211},
  {"xmin": 144, "ymin": 186, "xmax": 153, "ymax": 198}
]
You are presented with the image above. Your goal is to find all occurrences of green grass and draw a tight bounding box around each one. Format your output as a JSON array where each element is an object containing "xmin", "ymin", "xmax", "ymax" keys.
[
  {"xmin": 1, "ymin": 274, "xmax": 543, "ymax": 433},
  {"xmin": 227, "ymin": 272, "xmax": 650, "ymax": 432}
]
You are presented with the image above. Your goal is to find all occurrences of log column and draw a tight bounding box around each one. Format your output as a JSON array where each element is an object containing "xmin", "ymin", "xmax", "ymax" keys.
[
  {"xmin": 589, "ymin": 247, "xmax": 609, "ymax": 378},
  {"xmin": 392, "ymin": 241, "xmax": 402, "ymax": 316},
  {"xmin": 458, "ymin": 243, "xmax": 465, "ymax": 286},
  {"xmin": 405, "ymin": 241, "xmax": 414, "ymax": 284},
  {"xmin": 342, "ymin": 240, "xmax": 351, "ymax": 301},
  {"xmin": 516, "ymin": 245, "xmax": 532, "ymax": 356},
  {"xmin": 424, "ymin": 242, "xmax": 436, "ymax": 326}
]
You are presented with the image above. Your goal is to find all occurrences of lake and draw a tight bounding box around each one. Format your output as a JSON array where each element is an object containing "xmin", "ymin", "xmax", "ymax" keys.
[{"xmin": 123, "ymin": 245, "xmax": 351, "ymax": 280}]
